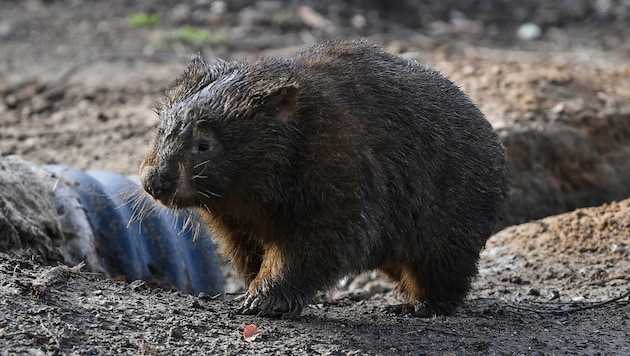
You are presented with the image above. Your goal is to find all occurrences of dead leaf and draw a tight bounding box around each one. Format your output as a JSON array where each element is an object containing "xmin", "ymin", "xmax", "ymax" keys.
[{"xmin": 243, "ymin": 324, "xmax": 260, "ymax": 342}]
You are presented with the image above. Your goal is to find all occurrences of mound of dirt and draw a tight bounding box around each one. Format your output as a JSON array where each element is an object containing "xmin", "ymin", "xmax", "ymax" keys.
[{"xmin": 478, "ymin": 198, "xmax": 630, "ymax": 303}]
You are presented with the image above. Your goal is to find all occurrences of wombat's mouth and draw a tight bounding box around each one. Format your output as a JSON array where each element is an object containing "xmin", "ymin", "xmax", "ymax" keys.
[{"xmin": 139, "ymin": 164, "xmax": 198, "ymax": 208}]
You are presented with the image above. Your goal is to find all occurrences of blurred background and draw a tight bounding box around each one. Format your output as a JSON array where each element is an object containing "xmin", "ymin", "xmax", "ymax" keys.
[{"xmin": 1, "ymin": 0, "xmax": 629, "ymax": 79}]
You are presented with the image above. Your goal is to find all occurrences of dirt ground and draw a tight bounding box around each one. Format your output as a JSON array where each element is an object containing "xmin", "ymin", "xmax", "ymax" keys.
[{"xmin": 1, "ymin": 1, "xmax": 629, "ymax": 354}]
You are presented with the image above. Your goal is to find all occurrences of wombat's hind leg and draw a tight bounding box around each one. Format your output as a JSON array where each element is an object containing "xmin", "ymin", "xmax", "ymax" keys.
[
  {"xmin": 384, "ymin": 262, "xmax": 471, "ymax": 317},
  {"xmin": 386, "ymin": 300, "xmax": 458, "ymax": 318}
]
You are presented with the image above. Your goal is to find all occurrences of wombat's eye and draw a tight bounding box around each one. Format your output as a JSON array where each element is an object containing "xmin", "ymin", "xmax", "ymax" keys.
[{"xmin": 198, "ymin": 142, "xmax": 210, "ymax": 151}]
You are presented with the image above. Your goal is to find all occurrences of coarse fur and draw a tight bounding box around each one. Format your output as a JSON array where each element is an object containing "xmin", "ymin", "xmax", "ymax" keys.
[{"xmin": 140, "ymin": 39, "xmax": 509, "ymax": 317}]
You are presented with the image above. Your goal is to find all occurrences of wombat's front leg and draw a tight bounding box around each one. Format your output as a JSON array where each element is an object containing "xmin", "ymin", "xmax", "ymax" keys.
[{"xmin": 237, "ymin": 244, "xmax": 316, "ymax": 318}]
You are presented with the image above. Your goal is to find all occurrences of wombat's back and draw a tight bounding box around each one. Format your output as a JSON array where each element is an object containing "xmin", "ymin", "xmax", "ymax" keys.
[
  {"xmin": 286, "ymin": 39, "xmax": 508, "ymax": 249},
  {"xmin": 281, "ymin": 41, "xmax": 510, "ymax": 316}
]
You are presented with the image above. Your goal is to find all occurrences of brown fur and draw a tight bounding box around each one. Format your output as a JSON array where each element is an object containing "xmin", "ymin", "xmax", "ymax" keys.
[{"xmin": 140, "ymin": 39, "xmax": 509, "ymax": 317}]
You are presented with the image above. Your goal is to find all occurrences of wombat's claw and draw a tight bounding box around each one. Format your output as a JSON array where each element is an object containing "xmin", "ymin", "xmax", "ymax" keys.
[
  {"xmin": 385, "ymin": 302, "xmax": 429, "ymax": 317},
  {"xmin": 385, "ymin": 301, "xmax": 444, "ymax": 318},
  {"xmin": 238, "ymin": 290, "xmax": 305, "ymax": 318},
  {"xmin": 231, "ymin": 293, "xmax": 247, "ymax": 303},
  {"xmin": 237, "ymin": 292, "xmax": 258, "ymax": 314},
  {"xmin": 238, "ymin": 292, "xmax": 273, "ymax": 315}
]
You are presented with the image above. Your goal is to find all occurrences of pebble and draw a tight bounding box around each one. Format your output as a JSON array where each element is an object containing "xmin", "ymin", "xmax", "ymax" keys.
[
  {"xmin": 169, "ymin": 326, "xmax": 184, "ymax": 339},
  {"xmin": 351, "ymin": 14, "xmax": 367, "ymax": 29},
  {"xmin": 517, "ymin": 23, "xmax": 542, "ymax": 40},
  {"xmin": 0, "ymin": 21, "xmax": 12, "ymax": 39},
  {"xmin": 129, "ymin": 280, "xmax": 148, "ymax": 291}
]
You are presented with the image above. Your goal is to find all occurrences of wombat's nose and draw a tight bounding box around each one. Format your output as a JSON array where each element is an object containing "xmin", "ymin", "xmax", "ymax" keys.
[
  {"xmin": 139, "ymin": 165, "xmax": 158, "ymax": 196},
  {"xmin": 140, "ymin": 165, "xmax": 171, "ymax": 203}
]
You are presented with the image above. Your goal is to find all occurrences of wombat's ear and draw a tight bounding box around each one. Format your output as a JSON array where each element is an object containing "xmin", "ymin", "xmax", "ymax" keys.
[{"xmin": 266, "ymin": 85, "xmax": 299, "ymax": 122}]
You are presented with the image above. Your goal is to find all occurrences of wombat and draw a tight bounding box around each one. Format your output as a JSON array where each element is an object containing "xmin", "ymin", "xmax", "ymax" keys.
[{"xmin": 140, "ymin": 39, "xmax": 509, "ymax": 317}]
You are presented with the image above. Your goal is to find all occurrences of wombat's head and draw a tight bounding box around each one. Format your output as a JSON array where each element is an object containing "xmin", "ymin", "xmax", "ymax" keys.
[{"xmin": 140, "ymin": 56, "xmax": 300, "ymax": 209}]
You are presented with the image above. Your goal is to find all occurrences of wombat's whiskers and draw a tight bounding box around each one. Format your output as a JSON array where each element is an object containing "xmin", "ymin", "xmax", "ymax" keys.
[
  {"xmin": 112, "ymin": 184, "xmax": 139, "ymax": 210},
  {"xmin": 165, "ymin": 207, "xmax": 204, "ymax": 240},
  {"xmin": 118, "ymin": 185, "xmax": 161, "ymax": 229},
  {"xmin": 180, "ymin": 210, "xmax": 197, "ymax": 236},
  {"xmin": 197, "ymin": 189, "xmax": 222, "ymax": 198},
  {"xmin": 193, "ymin": 160, "xmax": 212, "ymax": 180},
  {"xmin": 194, "ymin": 159, "xmax": 212, "ymax": 169},
  {"xmin": 170, "ymin": 162, "xmax": 187, "ymax": 202},
  {"xmin": 169, "ymin": 206, "xmax": 181, "ymax": 230},
  {"xmin": 118, "ymin": 180, "xmax": 206, "ymax": 239}
]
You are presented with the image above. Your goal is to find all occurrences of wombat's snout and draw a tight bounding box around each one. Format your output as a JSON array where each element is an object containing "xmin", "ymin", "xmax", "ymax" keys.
[{"xmin": 140, "ymin": 164, "xmax": 173, "ymax": 204}]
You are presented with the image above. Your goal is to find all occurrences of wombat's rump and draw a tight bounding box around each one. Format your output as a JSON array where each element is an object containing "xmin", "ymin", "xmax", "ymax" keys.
[{"xmin": 140, "ymin": 39, "xmax": 509, "ymax": 317}]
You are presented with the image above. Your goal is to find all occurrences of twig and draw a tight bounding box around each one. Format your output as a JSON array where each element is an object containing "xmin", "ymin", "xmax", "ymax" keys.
[
  {"xmin": 38, "ymin": 317, "xmax": 61, "ymax": 350},
  {"xmin": 15, "ymin": 262, "xmax": 85, "ymax": 296},
  {"xmin": 505, "ymin": 289, "xmax": 630, "ymax": 315}
]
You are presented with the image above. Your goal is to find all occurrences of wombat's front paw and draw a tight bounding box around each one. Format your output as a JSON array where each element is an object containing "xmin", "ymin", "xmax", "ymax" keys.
[{"xmin": 238, "ymin": 288, "xmax": 308, "ymax": 318}]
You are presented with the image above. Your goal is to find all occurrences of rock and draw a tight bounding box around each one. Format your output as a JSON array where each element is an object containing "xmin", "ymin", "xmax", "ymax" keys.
[
  {"xmin": 0, "ymin": 21, "xmax": 12, "ymax": 39},
  {"xmin": 0, "ymin": 155, "xmax": 64, "ymax": 262},
  {"xmin": 517, "ymin": 23, "xmax": 542, "ymax": 40}
]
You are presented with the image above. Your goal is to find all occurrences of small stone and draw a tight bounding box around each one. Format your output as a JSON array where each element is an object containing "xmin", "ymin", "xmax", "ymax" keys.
[
  {"xmin": 528, "ymin": 288, "xmax": 540, "ymax": 296},
  {"xmin": 517, "ymin": 23, "xmax": 542, "ymax": 40},
  {"xmin": 198, "ymin": 292, "xmax": 219, "ymax": 301},
  {"xmin": 129, "ymin": 280, "xmax": 148, "ymax": 291},
  {"xmin": 96, "ymin": 112, "xmax": 109, "ymax": 122},
  {"xmin": 461, "ymin": 65, "xmax": 475, "ymax": 75},
  {"xmin": 351, "ymin": 14, "xmax": 367, "ymax": 29},
  {"xmin": 169, "ymin": 326, "xmax": 184, "ymax": 339},
  {"xmin": 210, "ymin": 1, "xmax": 226, "ymax": 14},
  {"xmin": 0, "ymin": 21, "xmax": 12, "ymax": 39},
  {"xmin": 386, "ymin": 40, "xmax": 408, "ymax": 55}
]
